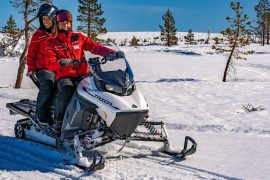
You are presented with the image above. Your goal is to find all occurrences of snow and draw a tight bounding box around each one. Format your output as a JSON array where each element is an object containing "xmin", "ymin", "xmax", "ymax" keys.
[{"xmin": 0, "ymin": 32, "xmax": 270, "ymax": 179}]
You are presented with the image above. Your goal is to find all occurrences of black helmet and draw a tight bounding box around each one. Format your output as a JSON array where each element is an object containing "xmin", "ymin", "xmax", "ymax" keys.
[
  {"xmin": 37, "ymin": 4, "xmax": 58, "ymax": 32},
  {"xmin": 37, "ymin": 3, "xmax": 58, "ymax": 18}
]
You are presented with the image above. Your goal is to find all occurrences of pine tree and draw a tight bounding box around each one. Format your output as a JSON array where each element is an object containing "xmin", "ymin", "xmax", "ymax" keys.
[
  {"xmin": 213, "ymin": 1, "xmax": 251, "ymax": 82},
  {"xmin": 129, "ymin": 36, "xmax": 140, "ymax": 46},
  {"xmin": 0, "ymin": 15, "xmax": 21, "ymax": 57},
  {"xmin": 11, "ymin": 0, "xmax": 51, "ymax": 88},
  {"xmin": 254, "ymin": 0, "xmax": 270, "ymax": 45},
  {"xmin": 2, "ymin": 15, "xmax": 20, "ymax": 39},
  {"xmin": 184, "ymin": 29, "xmax": 197, "ymax": 45},
  {"xmin": 212, "ymin": 37, "xmax": 220, "ymax": 44},
  {"xmin": 77, "ymin": 0, "xmax": 107, "ymax": 41},
  {"xmin": 105, "ymin": 38, "xmax": 116, "ymax": 45},
  {"xmin": 159, "ymin": 9, "xmax": 178, "ymax": 46},
  {"xmin": 266, "ymin": 12, "xmax": 270, "ymax": 44},
  {"xmin": 119, "ymin": 38, "xmax": 127, "ymax": 46}
]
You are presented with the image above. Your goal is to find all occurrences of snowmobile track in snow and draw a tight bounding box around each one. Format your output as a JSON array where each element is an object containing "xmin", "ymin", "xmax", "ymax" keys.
[
  {"xmin": 137, "ymin": 155, "xmax": 242, "ymax": 180},
  {"xmin": 97, "ymin": 141, "xmax": 242, "ymax": 180},
  {"xmin": 104, "ymin": 152, "xmax": 243, "ymax": 180}
]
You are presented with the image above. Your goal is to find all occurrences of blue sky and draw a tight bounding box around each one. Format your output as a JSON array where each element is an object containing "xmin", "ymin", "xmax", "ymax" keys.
[{"xmin": 0, "ymin": 0, "xmax": 259, "ymax": 33}]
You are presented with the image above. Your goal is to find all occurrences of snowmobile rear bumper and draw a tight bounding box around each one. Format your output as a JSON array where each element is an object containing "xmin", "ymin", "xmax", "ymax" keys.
[{"xmin": 6, "ymin": 100, "xmax": 36, "ymax": 117}]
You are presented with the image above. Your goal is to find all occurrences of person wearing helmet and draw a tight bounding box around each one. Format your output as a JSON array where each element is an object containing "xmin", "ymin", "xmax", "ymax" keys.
[
  {"xmin": 26, "ymin": 3, "xmax": 58, "ymax": 125},
  {"xmin": 46, "ymin": 10, "xmax": 124, "ymax": 135}
]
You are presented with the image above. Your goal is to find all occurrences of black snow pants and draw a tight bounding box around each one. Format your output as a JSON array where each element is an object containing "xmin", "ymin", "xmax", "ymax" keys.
[
  {"xmin": 54, "ymin": 77, "xmax": 77, "ymax": 125},
  {"xmin": 36, "ymin": 70, "xmax": 55, "ymax": 123}
]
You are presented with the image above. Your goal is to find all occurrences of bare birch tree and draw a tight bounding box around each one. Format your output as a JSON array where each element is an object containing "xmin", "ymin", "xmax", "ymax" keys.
[
  {"xmin": 11, "ymin": 0, "xmax": 51, "ymax": 88},
  {"xmin": 213, "ymin": 1, "xmax": 251, "ymax": 82}
]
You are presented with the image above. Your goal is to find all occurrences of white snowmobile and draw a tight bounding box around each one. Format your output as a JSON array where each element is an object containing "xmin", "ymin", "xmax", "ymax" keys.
[{"xmin": 6, "ymin": 52, "xmax": 197, "ymax": 170}]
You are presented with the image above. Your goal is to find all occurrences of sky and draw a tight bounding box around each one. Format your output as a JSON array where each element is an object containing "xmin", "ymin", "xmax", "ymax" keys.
[{"xmin": 0, "ymin": 0, "xmax": 260, "ymax": 33}]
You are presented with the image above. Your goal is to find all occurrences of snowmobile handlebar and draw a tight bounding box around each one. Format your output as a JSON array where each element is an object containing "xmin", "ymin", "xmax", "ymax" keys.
[
  {"xmin": 58, "ymin": 57, "xmax": 108, "ymax": 67},
  {"xmin": 88, "ymin": 54, "xmax": 125, "ymax": 66},
  {"xmin": 59, "ymin": 51, "xmax": 125, "ymax": 68},
  {"xmin": 88, "ymin": 57, "xmax": 102, "ymax": 66}
]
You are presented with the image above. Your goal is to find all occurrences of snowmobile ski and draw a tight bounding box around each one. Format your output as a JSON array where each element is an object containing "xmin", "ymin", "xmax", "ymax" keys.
[
  {"xmin": 162, "ymin": 136, "xmax": 197, "ymax": 160},
  {"xmin": 78, "ymin": 151, "xmax": 105, "ymax": 171}
]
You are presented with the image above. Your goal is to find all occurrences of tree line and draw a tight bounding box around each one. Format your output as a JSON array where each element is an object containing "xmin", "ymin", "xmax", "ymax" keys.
[
  {"xmin": 2, "ymin": 0, "xmax": 269, "ymax": 49},
  {"xmin": 159, "ymin": 0, "xmax": 270, "ymax": 47}
]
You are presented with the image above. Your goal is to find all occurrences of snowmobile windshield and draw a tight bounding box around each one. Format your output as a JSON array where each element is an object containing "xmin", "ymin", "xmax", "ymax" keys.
[{"xmin": 94, "ymin": 57, "xmax": 135, "ymax": 95}]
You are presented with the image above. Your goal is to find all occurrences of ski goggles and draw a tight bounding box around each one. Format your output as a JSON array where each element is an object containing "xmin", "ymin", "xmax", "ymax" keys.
[{"xmin": 56, "ymin": 12, "xmax": 73, "ymax": 22}]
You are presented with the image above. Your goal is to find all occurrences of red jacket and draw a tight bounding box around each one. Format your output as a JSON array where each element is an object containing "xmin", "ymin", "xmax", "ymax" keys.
[
  {"xmin": 46, "ymin": 30, "xmax": 115, "ymax": 80},
  {"xmin": 27, "ymin": 29, "xmax": 51, "ymax": 72}
]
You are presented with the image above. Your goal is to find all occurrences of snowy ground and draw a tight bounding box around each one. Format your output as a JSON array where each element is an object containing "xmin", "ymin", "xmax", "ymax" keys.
[{"xmin": 0, "ymin": 35, "xmax": 270, "ymax": 179}]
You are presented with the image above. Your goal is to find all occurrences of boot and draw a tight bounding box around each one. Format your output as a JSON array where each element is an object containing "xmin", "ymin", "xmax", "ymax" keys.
[
  {"xmin": 51, "ymin": 121, "xmax": 62, "ymax": 136},
  {"xmin": 34, "ymin": 115, "xmax": 49, "ymax": 126},
  {"xmin": 38, "ymin": 118, "xmax": 49, "ymax": 126}
]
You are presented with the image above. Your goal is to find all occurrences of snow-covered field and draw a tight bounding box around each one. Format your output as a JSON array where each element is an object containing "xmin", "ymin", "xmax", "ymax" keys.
[{"xmin": 0, "ymin": 32, "xmax": 270, "ymax": 179}]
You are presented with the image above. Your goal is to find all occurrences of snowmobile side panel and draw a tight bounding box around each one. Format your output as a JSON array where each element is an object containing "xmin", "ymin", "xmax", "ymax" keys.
[
  {"xmin": 24, "ymin": 127, "xmax": 58, "ymax": 147},
  {"xmin": 61, "ymin": 92, "xmax": 98, "ymax": 139}
]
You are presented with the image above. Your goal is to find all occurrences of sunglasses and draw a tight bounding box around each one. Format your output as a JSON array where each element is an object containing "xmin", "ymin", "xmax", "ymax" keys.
[{"xmin": 56, "ymin": 12, "xmax": 73, "ymax": 22}]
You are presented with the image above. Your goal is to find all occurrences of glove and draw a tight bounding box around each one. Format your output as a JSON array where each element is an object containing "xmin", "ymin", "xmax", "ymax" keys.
[
  {"xmin": 104, "ymin": 51, "xmax": 125, "ymax": 62},
  {"xmin": 115, "ymin": 51, "xmax": 125, "ymax": 59},
  {"xmin": 26, "ymin": 71, "xmax": 34, "ymax": 77},
  {"xmin": 59, "ymin": 59, "xmax": 74, "ymax": 67}
]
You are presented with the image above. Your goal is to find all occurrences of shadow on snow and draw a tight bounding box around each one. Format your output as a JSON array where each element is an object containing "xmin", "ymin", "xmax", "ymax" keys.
[
  {"xmin": 156, "ymin": 49, "xmax": 202, "ymax": 56},
  {"xmin": 136, "ymin": 78, "xmax": 199, "ymax": 83},
  {"xmin": 0, "ymin": 135, "xmax": 71, "ymax": 173}
]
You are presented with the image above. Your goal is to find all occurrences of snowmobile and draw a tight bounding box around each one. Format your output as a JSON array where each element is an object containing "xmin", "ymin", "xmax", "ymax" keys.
[{"xmin": 6, "ymin": 51, "xmax": 197, "ymax": 171}]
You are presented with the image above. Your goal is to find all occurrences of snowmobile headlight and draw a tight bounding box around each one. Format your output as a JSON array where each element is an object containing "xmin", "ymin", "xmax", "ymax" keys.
[{"xmin": 105, "ymin": 84, "xmax": 123, "ymax": 94}]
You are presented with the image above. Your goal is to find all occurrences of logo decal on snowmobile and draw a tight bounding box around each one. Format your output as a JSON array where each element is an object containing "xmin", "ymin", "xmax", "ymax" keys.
[{"xmin": 82, "ymin": 87, "xmax": 119, "ymax": 109}]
